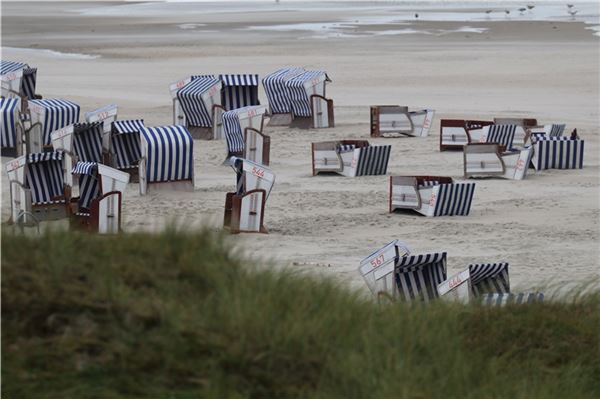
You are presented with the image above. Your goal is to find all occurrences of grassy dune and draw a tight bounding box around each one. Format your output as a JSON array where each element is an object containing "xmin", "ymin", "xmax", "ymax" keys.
[{"xmin": 2, "ymin": 230, "xmax": 599, "ymax": 398}]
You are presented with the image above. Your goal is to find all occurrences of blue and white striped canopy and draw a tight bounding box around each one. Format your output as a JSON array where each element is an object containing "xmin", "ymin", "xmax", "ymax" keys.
[
  {"xmin": 73, "ymin": 122, "xmax": 104, "ymax": 163},
  {"xmin": 71, "ymin": 161, "xmax": 99, "ymax": 209},
  {"xmin": 432, "ymin": 183, "xmax": 476, "ymax": 216},
  {"xmin": 29, "ymin": 99, "xmax": 80, "ymax": 145},
  {"xmin": 395, "ymin": 252, "xmax": 447, "ymax": 302},
  {"xmin": 222, "ymin": 106, "xmax": 261, "ymax": 155},
  {"xmin": 1, "ymin": 98, "xmax": 20, "ymax": 148},
  {"xmin": 24, "ymin": 151, "xmax": 64, "ymax": 205},
  {"xmin": 468, "ymin": 263, "xmax": 510, "ymax": 296},
  {"xmin": 112, "ymin": 119, "xmax": 145, "ymax": 134},
  {"xmin": 219, "ymin": 74, "xmax": 260, "ymax": 111},
  {"xmin": 177, "ymin": 76, "xmax": 220, "ymax": 127},
  {"xmin": 72, "ymin": 161, "xmax": 97, "ymax": 175},
  {"xmin": 262, "ymin": 67, "xmax": 305, "ymax": 114},
  {"xmin": 111, "ymin": 120, "xmax": 144, "ymax": 169},
  {"xmin": 1, "ymin": 60, "xmax": 37, "ymax": 100},
  {"xmin": 482, "ymin": 292, "xmax": 544, "ymax": 306},
  {"xmin": 141, "ymin": 125, "xmax": 194, "ymax": 183},
  {"xmin": 532, "ymin": 137, "xmax": 584, "ymax": 170},
  {"xmin": 286, "ymin": 70, "xmax": 328, "ymax": 118},
  {"xmin": 486, "ymin": 125, "xmax": 516, "ymax": 149}
]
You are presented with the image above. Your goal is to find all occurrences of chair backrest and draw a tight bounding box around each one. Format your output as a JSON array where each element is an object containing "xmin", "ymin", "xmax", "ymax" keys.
[
  {"xmin": 231, "ymin": 157, "xmax": 275, "ymax": 199},
  {"xmin": 359, "ymin": 240, "xmax": 410, "ymax": 296}
]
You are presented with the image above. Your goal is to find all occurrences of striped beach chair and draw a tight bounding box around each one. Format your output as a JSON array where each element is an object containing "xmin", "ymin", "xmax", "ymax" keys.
[
  {"xmin": 170, "ymin": 75, "xmax": 222, "ymax": 139},
  {"xmin": 359, "ymin": 241, "xmax": 447, "ymax": 302},
  {"xmin": 85, "ymin": 104, "xmax": 118, "ymax": 150},
  {"xmin": 262, "ymin": 67, "xmax": 306, "ymax": 126},
  {"xmin": 529, "ymin": 123, "xmax": 566, "ymax": 138},
  {"xmin": 1, "ymin": 97, "xmax": 24, "ymax": 157},
  {"xmin": 219, "ymin": 74, "xmax": 260, "ymax": 111},
  {"xmin": 109, "ymin": 119, "xmax": 144, "ymax": 180},
  {"xmin": 530, "ymin": 136, "xmax": 584, "ymax": 171},
  {"xmin": 463, "ymin": 143, "xmax": 533, "ymax": 180},
  {"xmin": 138, "ymin": 125, "xmax": 194, "ymax": 195},
  {"xmin": 28, "ymin": 99, "xmax": 80, "ymax": 151},
  {"xmin": 224, "ymin": 157, "xmax": 275, "ymax": 234},
  {"xmin": 482, "ymin": 292, "xmax": 544, "ymax": 306},
  {"xmin": 370, "ymin": 106, "xmax": 435, "ymax": 138},
  {"xmin": 389, "ymin": 176, "xmax": 476, "ymax": 217},
  {"xmin": 286, "ymin": 70, "xmax": 334, "ymax": 128},
  {"xmin": 5, "ymin": 151, "xmax": 70, "ymax": 225},
  {"xmin": 312, "ymin": 140, "xmax": 391, "ymax": 177},
  {"xmin": 440, "ymin": 119, "xmax": 494, "ymax": 151},
  {"xmin": 51, "ymin": 122, "xmax": 104, "ymax": 163},
  {"xmin": 222, "ymin": 105, "xmax": 268, "ymax": 162},
  {"xmin": 70, "ymin": 161, "xmax": 129, "ymax": 233},
  {"xmin": 1, "ymin": 60, "xmax": 38, "ymax": 101}
]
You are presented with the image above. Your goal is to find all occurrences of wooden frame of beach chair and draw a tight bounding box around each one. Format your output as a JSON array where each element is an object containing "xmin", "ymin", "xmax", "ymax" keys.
[
  {"xmin": 109, "ymin": 119, "xmax": 145, "ymax": 183},
  {"xmin": 463, "ymin": 143, "xmax": 533, "ymax": 180},
  {"xmin": 389, "ymin": 175, "xmax": 475, "ymax": 217},
  {"xmin": 370, "ymin": 106, "xmax": 435, "ymax": 138},
  {"xmin": 262, "ymin": 67, "xmax": 306, "ymax": 126},
  {"xmin": 358, "ymin": 240, "xmax": 411, "ymax": 297},
  {"xmin": 244, "ymin": 127, "xmax": 270, "ymax": 166},
  {"xmin": 5, "ymin": 152, "xmax": 71, "ymax": 226},
  {"xmin": 311, "ymin": 94, "xmax": 335, "ymax": 128},
  {"xmin": 85, "ymin": 104, "xmax": 118, "ymax": 153},
  {"xmin": 223, "ymin": 157, "xmax": 275, "ymax": 234},
  {"xmin": 28, "ymin": 98, "xmax": 80, "ymax": 152},
  {"xmin": 138, "ymin": 125, "xmax": 195, "ymax": 195},
  {"xmin": 69, "ymin": 162, "xmax": 129, "ymax": 234},
  {"xmin": 439, "ymin": 119, "xmax": 494, "ymax": 151},
  {"xmin": 493, "ymin": 117, "xmax": 538, "ymax": 128}
]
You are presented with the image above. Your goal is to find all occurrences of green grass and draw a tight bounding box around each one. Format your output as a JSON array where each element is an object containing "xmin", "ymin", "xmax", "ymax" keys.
[{"xmin": 2, "ymin": 229, "xmax": 599, "ymax": 399}]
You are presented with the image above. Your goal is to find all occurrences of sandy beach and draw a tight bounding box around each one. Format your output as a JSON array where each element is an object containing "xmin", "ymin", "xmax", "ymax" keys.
[{"xmin": 2, "ymin": 1, "xmax": 599, "ymax": 292}]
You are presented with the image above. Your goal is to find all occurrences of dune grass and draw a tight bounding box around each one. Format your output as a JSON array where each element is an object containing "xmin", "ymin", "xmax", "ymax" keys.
[{"xmin": 2, "ymin": 229, "xmax": 599, "ymax": 399}]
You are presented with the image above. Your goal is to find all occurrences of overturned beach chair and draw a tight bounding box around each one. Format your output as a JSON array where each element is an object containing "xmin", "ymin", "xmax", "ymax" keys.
[
  {"xmin": 370, "ymin": 106, "xmax": 435, "ymax": 138},
  {"xmin": 359, "ymin": 241, "xmax": 447, "ymax": 302},
  {"xmin": 312, "ymin": 140, "xmax": 391, "ymax": 177},
  {"xmin": 1, "ymin": 97, "xmax": 25, "ymax": 157},
  {"xmin": 51, "ymin": 122, "xmax": 105, "ymax": 164},
  {"xmin": 437, "ymin": 262, "xmax": 510, "ymax": 303},
  {"xmin": 262, "ymin": 67, "xmax": 306, "ymax": 126},
  {"xmin": 529, "ymin": 123, "xmax": 566, "ymax": 138},
  {"xmin": 1, "ymin": 60, "xmax": 39, "ymax": 105},
  {"xmin": 481, "ymin": 292, "xmax": 544, "ymax": 306},
  {"xmin": 286, "ymin": 70, "xmax": 334, "ymax": 128},
  {"xmin": 463, "ymin": 143, "xmax": 533, "ymax": 180},
  {"xmin": 5, "ymin": 151, "xmax": 70, "ymax": 225},
  {"xmin": 223, "ymin": 157, "xmax": 275, "ymax": 234},
  {"xmin": 441, "ymin": 119, "xmax": 529, "ymax": 151},
  {"xmin": 222, "ymin": 105, "xmax": 269, "ymax": 163},
  {"xmin": 85, "ymin": 104, "xmax": 118, "ymax": 150},
  {"xmin": 530, "ymin": 135, "xmax": 584, "ymax": 171},
  {"xmin": 170, "ymin": 75, "xmax": 222, "ymax": 139},
  {"xmin": 389, "ymin": 176, "xmax": 476, "ymax": 217},
  {"xmin": 440, "ymin": 119, "xmax": 493, "ymax": 151},
  {"xmin": 69, "ymin": 161, "xmax": 129, "ymax": 233},
  {"xmin": 109, "ymin": 119, "xmax": 145, "ymax": 181},
  {"xmin": 138, "ymin": 125, "xmax": 194, "ymax": 195},
  {"xmin": 28, "ymin": 98, "xmax": 80, "ymax": 152}
]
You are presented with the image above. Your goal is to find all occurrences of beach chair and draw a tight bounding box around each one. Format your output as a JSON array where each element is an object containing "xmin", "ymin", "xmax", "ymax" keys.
[
  {"xmin": 529, "ymin": 123, "xmax": 566, "ymax": 138},
  {"xmin": 463, "ymin": 143, "xmax": 533, "ymax": 180},
  {"xmin": 481, "ymin": 292, "xmax": 544, "ymax": 306},
  {"xmin": 28, "ymin": 99, "xmax": 80, "ymax": 152},
  {"xmin": 286, "ymin": 70, "xmax": 334, "ymax": 129},
  {"xmin": 51, "ymin": 122, "xmax": 105, "ymax": 164},
  {"xmin": 262, "ymin": 67, "xmax": 306, "ymax": 126},
  {"xmin": 359, "ymin": 241, "xmax": 447, "ymax": 302},
  {"xmin": 223, "ymin": 157, "xmax": 275, "ymax": 234},
  {"xmin": 1, "ymin": 60, "xmax": 39, "ymax": 106},
  {"xmin": 389, "ymin": 176, "xmax": 476, "ymax": 217},
  {"xmin": 85, "ymin": 104, "xmax": 118, "ymax": 151},
  {"xmin": 138, "ymin": 125, "xmax": 194, "ymax": 195},
  {"xmin": 437, "ymin": 262, "xmax": 510, "ymax": 303},
  {"xmin": 5, "ymin": 151, "xmax": 70, "ymax": 225},
  {"xmin": 69, "ymin": 161, "xmax": 129, "ymax": 233},
  {"xmin": 222, "ymin": 105, "xmax": 268, "ymax": 162},
  {"xmin": 493, "ymin": 117, "xmax": 538, "ymax": 128},
  {"xmin": 530, "ymin": 135, "xmax": 584, "ymax": 171},
  {"xmin": 370, "ymin": 106, "xmax": 435, "ymax": 138},
  {"xmin": 170, "ymin": 75, "xmax": 222, "ymax": 139},
  {"xmin": 1, "ymin": 97, "xmax": 26, "ymax": 157},
  {"xmin": 312, "ymin": 140, "xmax": 391, "ymax": 177},
  {"xmin": 219, "ymin": 74, "xmax": 260, "ymax": 111},
  {"xmin": 440, "ymin": 119, "xmax": 493, "ymax": 151},
  {"xmin": 109, "ymin": 119, "xmax": 144, "ymax": 181}
]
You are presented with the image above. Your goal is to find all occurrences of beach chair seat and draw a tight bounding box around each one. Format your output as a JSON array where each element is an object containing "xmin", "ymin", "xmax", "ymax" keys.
[
  {"xmin": 28, "ymin": 98, "xmax": 80, "ymax": 152},
  {"xmin": 171, "ymin": 75, "xmax": 222, "ymax": 138},
  {"xmin": 370, "ymin": 106, "xmax": 435, "ymax": 138},
  {"xmin": 109, "ymin": 119, "xmax": 144, "ymax": 182},
  {"xmin": 463, "ymin": 143, "xmax": 533, "ymax": 180},
  {"xmin": 312, "ymin": 140, "xmax": 390, "ymax": 177},
  {"xmin": 390, "ymin": 176, "xmax": 475, "ymax": 217},
  {"xmin": 481, "ymin": 292, "xmax": 545, "ymax": 306},
  {"xmin": 70, "ymin": 161, "xmax": 129, "ymax": 233},
  {"xmin": 222, "ymin": 105, "xmax": 268, "ymax": 162},
  {"xmin": 223, "ymin": 157, "xmax": 275, "ymax": 234},
  {"xmin": 530, "ymin": 136, "xmax": 584, "ymax": 171}
]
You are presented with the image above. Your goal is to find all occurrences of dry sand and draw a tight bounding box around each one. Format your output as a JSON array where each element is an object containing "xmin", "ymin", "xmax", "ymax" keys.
[{"xmin": 2, "ymin": 1, "xmax": 599, "ymax": 292}]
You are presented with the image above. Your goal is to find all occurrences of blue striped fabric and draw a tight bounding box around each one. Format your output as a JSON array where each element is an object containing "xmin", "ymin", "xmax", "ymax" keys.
[
  {"xmin": 419, "ymin": 180, "xmax": 440, "ymax": 188},
  {"xmin": 355, "ymin": 145, "xmax": 391, "ymax": 176},
  {"xmin": 141, "ymin": 125, "xmax": 194, "ymax": 183},
  {"xmin": 286, "ymin": 70, "xmax": 327, "ymax": 117},
  {"xmin": 433, "ymin": 183, "xmax": 476, "ymax": 216},
  {"xmin": 468, "ymin": 263, "xmax": 510, "ymax": 296},
  {"xmin": 394, "ymin": 252, "xmax": 447, "ymax": 302},
  {"xmin": 71, "ymin": 161, "xmax": 97, "ymax": 175},
  {"xmin": 111, "ymin": 120, "xmax": 144, "ymax": 169},
  {"xmin": 73, "ymin": 122, "xmax": 103, "ymax": 163},
  {"xmin": 222, "ymin": 108, "xmax": 247, "ymax": 155},
  {"xmin": 1, "ymin": 98, "xmax": 19, "ymax": 148},
  {"xmin": 482, "ymin": 292, "xmax": 544, "ymax": 306},
  {"xmin": 338, "ymin": 144, "xmax": 355, "ymax": 152},
  {"xmin": 262, "ymin": 67, "xmax": 305, "ymax": 114},
  {"xmin": 219, "ymin": 74, "xmax": 260, "ymax": 111},
  {"xmin": 24, "ymin": 151, "xmax": 64, "ymax": 204},
  {"xmin": 29, "ymin": 99, "xmax": 80, "ymax": 145},
  {"xmin": 1, "ymin": 60, "xmax": 25, "ymax": 74},
  {"xmin": 0, "ymin": 60, "xmax": 36, "ymax": 99},
  {"xmin": 486, "ymin": 124, "xmax": 516, "ymax": 149},
  {"xmin": 549, "ymin": 124, "xmax": 566, "ymax": 137},
  {"xmin": 177, "ymin": 76, "xmax": 220, "ymax": 127},
  {"xmin": 71, "ymin": 161, "xmax": 99, "ymax": 209},
  {"xmin": 532, "ymin": 137, "xmax": 584, "ymax": 170}
]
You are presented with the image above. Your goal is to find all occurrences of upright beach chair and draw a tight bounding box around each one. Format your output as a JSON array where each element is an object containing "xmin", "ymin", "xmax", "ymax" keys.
[
  {"xmin": 69, "ymin": 161, "xmax": 129, "ymax": 233},
  {"xmin": 359, "ymin": 241, "xmax": 447, "ymax": 302},
  {"xmin": 481, "ymin": 292, "xmax": 545, "ymax": 306},
  {"xmin": 1, "ymin": 60, "xmax": 39, "ymax": 105},
  {"xmin": 51, "ymin": 122, "xmax": 105, "ymax": 164},
  {"xmin": 463, "ymin": 143, "xmax": 533, "ymax": 180},
  {"xmin": 222, "ymin": 105, "xmax": 268, "ymax": 162},
  {"xmin": 5, "ymin": 151, "xmax": 70, "ymax": 225},
  {"xmin": 311, "ymin": 140, "xmax": 391, "ymax": 177},
  {"xmin": 1, "ymin": 97, "xmax": 25, "ymax": 157},
  {"xmin": 109, "ymin": 119, "xmax": 144, "ymax": 181},
  {"xmin": 437, "ymin": 263, "xmax": 510, "ymax": 303},
  {"xmin": 223, "ymin": 157, "xmax": 275, "ymax": 234},
  {"xmin": 262, "ymin": 67, "xmax": 306, "ymax": 126},
  {"xmin": 28, "ymin": 98, "xmax": 80, "ymax": 152},
  {"xmin": 530, "ymin": 135, "xmax": 584, "ymax": 171},
  {"xmin": 170, "ymin": 75, "xmax": 222, "ymax": 139},
  {"xmin": 85, "ymin": 104, "xmax": 118, "ymax": 151},
  {"xmin": 286, "ymin": 70, "xmax": 333, "ymax": 128},
  {"xmin": 370, "ymin": 106, "xmax": 435, "ymax": 138},
  {"xmin": 219, "ymin": 74, "xmax": 260, "ymax": 111},
  {"xmin": 138, "ymin": 125, "xmax": 194, "ymax": 195},
  {"xmin": 389, "ymin": 176, "xmax": 476, "ymax": 217}
]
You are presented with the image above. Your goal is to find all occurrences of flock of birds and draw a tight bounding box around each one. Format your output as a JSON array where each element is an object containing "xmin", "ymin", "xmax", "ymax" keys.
[{"xmin": 484, "ymin": 4, "xmax": 579, "ymax": 18}]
